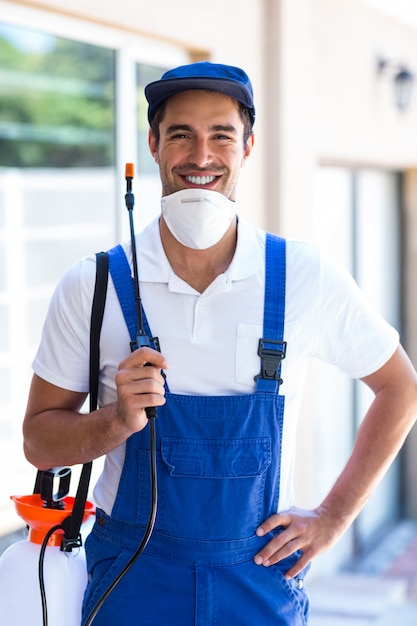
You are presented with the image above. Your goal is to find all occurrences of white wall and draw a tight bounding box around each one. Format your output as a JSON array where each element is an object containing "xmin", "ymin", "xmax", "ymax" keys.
[{"xmin": 268, "ymin": 0, "xmax": 417, "ymax": 240}]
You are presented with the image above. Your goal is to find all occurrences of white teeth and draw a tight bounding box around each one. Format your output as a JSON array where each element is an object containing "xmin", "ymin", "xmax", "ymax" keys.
[{"xmin": 185, "ymin": 175, "xmax": 216, "ymax": 185}]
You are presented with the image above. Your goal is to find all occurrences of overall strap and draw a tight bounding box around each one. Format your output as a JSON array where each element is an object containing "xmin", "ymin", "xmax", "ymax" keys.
[
  {"xmin": 107, "ymin": 244, "xmax": 153, "ymax": 341},
  {"xmin": 255, "ymin": 233, "xmax": 287, "ymax": 393}
]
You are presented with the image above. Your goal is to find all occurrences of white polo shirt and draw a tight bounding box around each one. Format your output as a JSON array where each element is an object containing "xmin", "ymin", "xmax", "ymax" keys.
[{"xmin": 33, "ymin": 217, "xmax": 399, "ymax": 514}]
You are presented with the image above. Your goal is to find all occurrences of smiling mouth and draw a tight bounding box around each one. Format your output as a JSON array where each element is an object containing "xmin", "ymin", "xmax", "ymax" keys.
[{"xmin": 184, "ymin": 174, "xmax": 217, "ymax": 185}]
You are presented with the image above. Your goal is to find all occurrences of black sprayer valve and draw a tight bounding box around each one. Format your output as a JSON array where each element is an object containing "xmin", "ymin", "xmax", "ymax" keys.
[{"xmin": 39, "ymin": 466, "xmax": 71, "ymax": 509}]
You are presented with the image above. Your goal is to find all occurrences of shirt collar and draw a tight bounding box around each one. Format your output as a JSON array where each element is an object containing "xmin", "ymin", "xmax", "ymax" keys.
[
  {"xmin": 228, "ymin": 217, "xmax": 264, "ymax": 281},
  {"xmin": 136, "ymin": 215, "xmax": 263, "ymax": 285}
]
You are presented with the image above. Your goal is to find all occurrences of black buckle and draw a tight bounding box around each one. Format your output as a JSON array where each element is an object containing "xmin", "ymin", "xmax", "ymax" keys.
[
  {"xmin": 130, "ymin": 333, "xmax": 161, "ymax": 353},
  {"xmin": 254, "ymin": 338, "xmax": 287, "ymax": 384},
  {"xmin": 61, "ymin": 520, "xmax": 83, "ymax": 553}
]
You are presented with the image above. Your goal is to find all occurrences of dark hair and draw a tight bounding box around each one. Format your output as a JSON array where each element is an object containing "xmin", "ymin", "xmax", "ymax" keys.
[{"xmin": 150, "ymin": 96, "xmax": 254, "ymax": 149}]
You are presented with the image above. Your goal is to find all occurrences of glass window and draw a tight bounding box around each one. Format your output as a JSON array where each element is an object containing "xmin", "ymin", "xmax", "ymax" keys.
[
  {"xmin": 0, "ymin": 367, "xmax": 10, "ymax": 414},
  {"xmin": 133, "ymin": 63, "xmax": 168, "ymax": 231},
  {"xmin": 0, "ymin": 243, "xmax": 5, "ymax": 291},
  {"xmin": 0, "ymin": 306, "xmax": 8, "ymax": 352},
  {"xmin": 0, "ymin": 23, "xmax": 115, "ymax": 168},
  {"xmin": 0, "ymin": 14, "xmax": 189, "ymax": 543},
  {"xmin": 0, "ymin": 24, "xmax": 118, "ymax": 538},
  {"xmin": 136, "ymin": 63, "xmax": 166, "ymax": 176},
  {"xmin": 0, "ymin": 193, "xmax": 4, "ymax": 226}
]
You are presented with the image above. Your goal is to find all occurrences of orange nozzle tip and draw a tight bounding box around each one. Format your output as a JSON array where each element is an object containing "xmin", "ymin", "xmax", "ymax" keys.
[{"xmin": 125, "ymin": 163, "xmax": 135, "ymax": 178}]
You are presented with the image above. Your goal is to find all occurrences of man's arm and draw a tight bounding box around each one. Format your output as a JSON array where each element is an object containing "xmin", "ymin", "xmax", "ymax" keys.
[
  {"xmin": 23, "ymin": 347, "xmax": 168, "ymax": 469},
  {"xmin": 254, "ymin": 344, "xmax": 417, "ymax": 577}
]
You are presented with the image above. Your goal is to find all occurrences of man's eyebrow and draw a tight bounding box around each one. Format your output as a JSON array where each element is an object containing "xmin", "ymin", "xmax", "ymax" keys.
[
  {"xmin": 165, "ymin": 124, "xmax": 193, "ymax": 134},
  {"xmin": 211, "ymin": 124, "xmax": 238, "ymax": 135},
  {"xmin": 165, "ymin": 124, "xmax": 239, "ymax": 135}
]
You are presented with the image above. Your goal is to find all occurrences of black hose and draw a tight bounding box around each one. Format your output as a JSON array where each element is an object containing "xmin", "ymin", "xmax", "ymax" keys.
[
  {"xmin": 83, "ymin": 415, "xmax": 158, "ymax": 626},
  {"xmin": 39, "ymin": 523, "xmax": 65, "ymax": 626}
]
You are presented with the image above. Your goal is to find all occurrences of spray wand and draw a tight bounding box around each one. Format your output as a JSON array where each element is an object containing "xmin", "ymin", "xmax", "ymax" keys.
[
  {"xmin": 126, "ymin": 162, "xmax": 160, "ymax": 417},
  {"xmin": 84, "ymin": 163, "xmax": 160, "ymax": 626},
  {"xmin": 125, "ymin": 165, "xmax": 147, "ymax": 346}
]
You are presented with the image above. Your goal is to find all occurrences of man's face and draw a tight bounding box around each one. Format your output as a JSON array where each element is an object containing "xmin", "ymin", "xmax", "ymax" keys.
[{"xmin": 149, "ymin": 90, "xmax": 253, "ymax": 201}]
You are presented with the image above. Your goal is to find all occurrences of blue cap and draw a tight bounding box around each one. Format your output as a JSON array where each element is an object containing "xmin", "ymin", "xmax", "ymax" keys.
[{"xmin": 145, "ymin": 61, "xmax": 255, "ymax": 125}]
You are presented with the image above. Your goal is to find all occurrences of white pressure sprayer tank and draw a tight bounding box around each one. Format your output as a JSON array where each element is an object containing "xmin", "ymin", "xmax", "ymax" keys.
[{"xmin": 0, "ymin": 473, "xmax": 95, "ymax": 626}]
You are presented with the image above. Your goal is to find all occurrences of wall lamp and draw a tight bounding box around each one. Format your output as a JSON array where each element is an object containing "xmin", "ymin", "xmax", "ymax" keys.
[{"xmin": 377, "ymin": 57, "xmax": 414, "ymax": 111}]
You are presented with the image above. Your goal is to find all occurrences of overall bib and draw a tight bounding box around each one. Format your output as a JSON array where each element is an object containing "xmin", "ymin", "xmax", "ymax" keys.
[{"xmin": 82, "ymin": 234, "xmax": 310, "ymax": 625}]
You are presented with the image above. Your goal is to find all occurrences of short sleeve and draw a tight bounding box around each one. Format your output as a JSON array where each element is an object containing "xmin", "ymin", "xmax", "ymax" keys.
[
  {"xmin": 32, "ymin": 255, "xmax": 97, "ymax": 392},
  {"xmin": 316, "ymin": 250, "xmax": 399, "ymax": 379}
]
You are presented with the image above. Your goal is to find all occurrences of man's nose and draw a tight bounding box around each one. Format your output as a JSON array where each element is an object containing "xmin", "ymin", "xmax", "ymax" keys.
[{"xmin": 189, "ymin": 137, "xmax": 213, "ymax": 168}]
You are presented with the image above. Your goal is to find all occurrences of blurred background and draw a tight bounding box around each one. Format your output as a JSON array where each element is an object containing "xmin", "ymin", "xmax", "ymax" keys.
[{"xmin": 1, "ymin": 0, "xmax": 417, "ymax": 581}]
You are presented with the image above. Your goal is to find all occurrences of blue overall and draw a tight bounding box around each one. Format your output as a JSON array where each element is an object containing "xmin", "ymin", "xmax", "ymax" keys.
[{"xmin": 82, "ymin": 234, "xmax": 310, "ymax": 625}]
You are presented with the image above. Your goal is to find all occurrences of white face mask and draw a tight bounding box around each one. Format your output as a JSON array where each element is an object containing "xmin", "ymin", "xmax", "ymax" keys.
[{"xmin": 161, "ymin": 188, "xmax": 236, "ymax": 250}]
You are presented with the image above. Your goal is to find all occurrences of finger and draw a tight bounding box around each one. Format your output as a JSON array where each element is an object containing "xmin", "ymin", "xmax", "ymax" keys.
[
  {"xmin": 130, "ymin": 390, "xmax": 167, "ymax": 410},
  {"xmin": 116, "ymin": 378, "xmax": 166, "ymax": 432},
  {"xmin": 116, "ymin": 370, "xmax": 165, "ymax": 395},
  {"xmin": 119, "ymin": 346, "xmax": 168, "ymax": 370},
  {"xmin": 116, "ymin": 365, "xmax": 167, "ymax": 401},
  {"xmin": 254, "ymin": 533, "xmax": 300, "ymax": 567},
  {"xmin": 256, "ymin": 512, "xmax": 294, "ymax": 537},
  {"xmin": 118, "ymin": 372, "xmax": 166, "ymax": 394},
  {"xmin": 284, "ymin": 553, "xmax": 311, "ymax": 580},
  {"xmin": 123, "ymin": 366, "xmax": 166, "ymax": 385}
]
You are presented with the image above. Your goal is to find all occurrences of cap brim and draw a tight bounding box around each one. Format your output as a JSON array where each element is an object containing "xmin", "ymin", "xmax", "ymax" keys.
[{"xmin": 145, "ymin": 77, "xmax": 254, "ymax": 123}]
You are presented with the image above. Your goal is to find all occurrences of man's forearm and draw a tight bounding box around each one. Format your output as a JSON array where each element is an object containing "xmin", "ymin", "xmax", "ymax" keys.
[
  {"xmin": 23, "ymin": 348, "xmax": 167, "ymax": 470},
  {"xmin": 23, "ymin": 402, "xmax": 130, "ymax": 469},
  {"xmin": 319, "ymin": 348, "xmax": 417, "ymax": 534}
]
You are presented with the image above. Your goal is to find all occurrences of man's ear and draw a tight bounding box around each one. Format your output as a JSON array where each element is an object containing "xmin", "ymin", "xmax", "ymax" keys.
[
  {"xmin": 242, "ymin": 132, "xmax": 254, "ymax": 166},
  {"xmin": 148, "ymin": 128, "xmax": 159, "ymax": 164}
]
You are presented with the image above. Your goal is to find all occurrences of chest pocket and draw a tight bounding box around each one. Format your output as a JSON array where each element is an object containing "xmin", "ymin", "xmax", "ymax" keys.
[
  {"xmin": 162, "ymin": 437, "xmax": 270, "ymax": 477},
  {"xmin": 136, "ymin": 437, "xmax": 271, "ymax": 541}
]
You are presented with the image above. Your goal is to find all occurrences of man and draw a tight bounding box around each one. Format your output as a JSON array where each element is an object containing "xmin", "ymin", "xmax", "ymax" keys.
[{"xmin": 23, "ymin": 62, "xmax": 417, "ymax": 625}]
